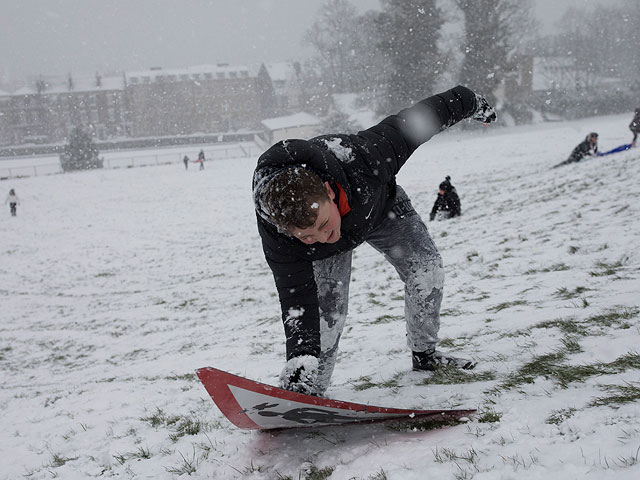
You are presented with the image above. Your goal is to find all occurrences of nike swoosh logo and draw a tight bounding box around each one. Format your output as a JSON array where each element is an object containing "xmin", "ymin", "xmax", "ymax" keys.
[{"xmin": 364, "ymin": 204, "xmax": 375, "ymax": 220}]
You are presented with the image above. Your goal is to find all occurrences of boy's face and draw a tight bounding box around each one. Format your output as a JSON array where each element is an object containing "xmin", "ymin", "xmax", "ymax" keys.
[{"xmin": 289, "ymin": 182, "xmax": 342, "ymax": 245}]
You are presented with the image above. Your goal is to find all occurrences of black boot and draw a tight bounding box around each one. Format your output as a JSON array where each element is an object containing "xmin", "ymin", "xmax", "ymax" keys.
[{"xmin": 412, "ymin": 350, "xmax": 476, "ymax": 371}]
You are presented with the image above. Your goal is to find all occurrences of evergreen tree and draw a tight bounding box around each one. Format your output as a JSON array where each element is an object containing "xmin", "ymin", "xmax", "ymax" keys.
[
  {"xmin": 455, "ymin": 0, "xmax": 534, "ymax": 105},
  {"xmin": 60, "ymin": 127, "xmax": 103, "ymax": 172},
  {"xmin": 375, "ymin": 0, "xmax": 445, "ymax": 114}
]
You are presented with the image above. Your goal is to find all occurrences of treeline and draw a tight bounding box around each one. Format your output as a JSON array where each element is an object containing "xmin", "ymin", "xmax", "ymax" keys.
[{"xmin": 297, "ymin": 0, "xmax": 640, "ymax": 126}]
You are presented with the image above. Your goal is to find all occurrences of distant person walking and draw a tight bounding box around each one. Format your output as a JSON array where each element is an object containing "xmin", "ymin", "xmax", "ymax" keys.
[
  {"xmin": 197, "ymin": 150, "xmax": 206, "ymax": 170},
  {"xmin": 629, "ymin": 108, "xmax": 640, "ymax": 147},
  {"xmin": 5, "ymin": 188, "xmax": 20, "ymax": 216},
  {"xmin": 183, "ymin": 155, "xmax": 189, "ymax": 170}
]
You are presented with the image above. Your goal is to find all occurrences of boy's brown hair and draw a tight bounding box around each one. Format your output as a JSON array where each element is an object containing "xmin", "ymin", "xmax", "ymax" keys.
[{"xmin": 263, "ymin": 167, "xmax": 329, "ymax": 230}]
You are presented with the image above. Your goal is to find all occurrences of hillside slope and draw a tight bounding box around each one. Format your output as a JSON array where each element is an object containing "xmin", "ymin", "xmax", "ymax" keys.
[{"xmin": 1, "ymin": 113, "xmax": 639, "ymax": 479}]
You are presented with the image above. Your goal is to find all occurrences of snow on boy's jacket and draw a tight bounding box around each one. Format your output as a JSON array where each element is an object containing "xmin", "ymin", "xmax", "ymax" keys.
[{"xmin": 253, "ymin": 85, "xmax": 479, "ymax": 360}]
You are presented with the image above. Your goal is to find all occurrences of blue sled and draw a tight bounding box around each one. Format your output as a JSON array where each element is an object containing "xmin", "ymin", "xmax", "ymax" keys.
[{"xmin": 597, "ymin": 144, "xmax": 632, "ymax": 156}]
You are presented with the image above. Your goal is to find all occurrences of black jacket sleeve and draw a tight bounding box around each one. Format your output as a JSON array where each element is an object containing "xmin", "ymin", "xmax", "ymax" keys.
[
  {"xmin": 356, "ymin": 85, "xmax": 478, "ymax": 183},
  {"xmin": 430, "ymin": 195, "xmax": 444, "ymax": 221}
]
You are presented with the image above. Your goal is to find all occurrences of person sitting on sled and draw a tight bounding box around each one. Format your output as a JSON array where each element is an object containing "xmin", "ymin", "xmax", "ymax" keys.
[
  {"xmin": 554, "ymin": 132, "xmax": 598, "ymax": 168},
  {"xmin": 630, "ymin": 108, "xmax": 640, "ymax": 147},
  {"xmin": 252, "ymin": 85, "xmax": 496, "ymax": 396},
  {"xmin": 430, "ymin": 176, "xmax": 461, "ymax": 221}
]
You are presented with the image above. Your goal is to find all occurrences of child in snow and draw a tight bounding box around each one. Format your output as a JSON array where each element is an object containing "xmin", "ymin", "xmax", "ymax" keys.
[
  {"xmin": 253, "ymin": 85, "xmax": 496, "ymax": 395},
  {"xmin": 630, "ymin": 108, "xmax": 640, "ymax": 147},
  {"xmin": 430, "ymin": 176, "xmax": 461, "ymax": 221},
  {"xmin": 5, "ymin": 188, "xmax": 20, "ymax": 216},
  {"xmin": 553, "ymin": 132, "xmax": 599, "ymax": 168},
  {"xmin": 183, "ymin": 155, "xmax": 189, "ymax": 170}
]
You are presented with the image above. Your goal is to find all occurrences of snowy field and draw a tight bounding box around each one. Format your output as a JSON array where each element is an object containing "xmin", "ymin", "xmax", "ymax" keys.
[{"xmin": 1, "ymin": 113, "xmax": 639, "ymax": 479}]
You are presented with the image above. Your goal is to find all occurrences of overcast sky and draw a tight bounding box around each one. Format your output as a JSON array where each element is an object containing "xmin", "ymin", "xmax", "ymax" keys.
[{"xmin": 0, "ymin": 0, "xmax": 609, "ymax": 86}]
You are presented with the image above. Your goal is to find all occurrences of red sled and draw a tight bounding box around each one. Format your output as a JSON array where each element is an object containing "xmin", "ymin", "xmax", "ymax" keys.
[{"xmin": 196, "ymin": 367, "xmax": 476, "ymax": 430}]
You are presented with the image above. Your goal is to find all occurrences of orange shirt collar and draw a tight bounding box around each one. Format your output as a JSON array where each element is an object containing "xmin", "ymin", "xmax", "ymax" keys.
[{"xmin": 335, "ymin": 182, "xmax": 351, "ymax": 216}]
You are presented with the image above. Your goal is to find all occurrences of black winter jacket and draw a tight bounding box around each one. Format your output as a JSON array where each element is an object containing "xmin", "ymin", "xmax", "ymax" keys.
[
  {"xmin": 430, "ymin": 183, "xmax": 461, "ymax": 220},
  {"xmin": 630, "ymin": 108, "xmax": 640, "ymax": 134},
  {"xmin": 253, "ymin": 85, "xmax": 479, "ymax": 360},
  {"xmin": 567, "ymin": 135, "xmax": 598, "ymax": 164}
]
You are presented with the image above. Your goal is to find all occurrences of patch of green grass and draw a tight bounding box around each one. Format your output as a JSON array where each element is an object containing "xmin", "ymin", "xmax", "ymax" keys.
[
  {"xmin": 542, "ymin": 263, "xmax": 571, "ymax": 272},
  {"xmin": 585, "ymin": 306, "xmax": 639, "ymax": 329},
  {"xmin": 500, "ymin": 351, "xmax": 566, "ymax": 389},
  {"xmin": 560, "ymin": 336, "xmax": 583, "ymax": 354},
  {"xmin": 468, "ymin": 292, "xmax": 491, "ymax": 302},
  {"xmin": 418, "ymin": 367, "xmax": 496, "ymax": 386},
  {"xmin": 165, "ymin": 449, "xmax": 198, "ymax": 476},
  {"xmin": 546, "ymin": 407, "xmax": 578, "ymax": 425},
  {"xmin": 488, "ymin": 300, "xmax": 527, "ymax": 312},
  {"xmin": 367, "ymin": 469, "xmax": 388, "ymax": 480},
  {"xmin": 169, "ymin": 417, "xmax": 204, "ymax": 442},
  {"xmin": 590, "ymin": 259, "xmax": 625, "ymax": 277},
  {"xmin": 438, "ymin": 338, "xmax": 456, "ymax": 348},
  {"xmin": 535, "ymin": 318, "xmax": 589, "ymax": 336},
  {"xmin": 371, "ymin": 314, "xmax": 401, "ymax": 325},
  {"xmin": 498, "ymin": 329, "xmax": 530, "ymax": 339},
  {"xmin": 389, "ymin": 415, "xmax": 464, "ymax": 432},
  {"xmin": 165, "ymin": 373, "xmax": 196, "ymax": 382},
  {"xmin": 501, "ymin": 349, "xmax": 640, "ymax": 390},
  {"xmin": 115, "ymin": 445, "xmax": 152, "ymax": 463},
  {"xmin": 302, "ymin": 464, "xmax": 335, "ymax": 480},
  {"xmin": 554, "ymin": 286, "xmax": 591, "ymax": 300},
  {"xmin": 433, "ymin": 446, "xmax": 480, "ymax": 464},
  {"xmin": 351, "ymin": 375, "xmax": 377, "ymax": 391},
  {"xmin": 380, "ymin": 373, "xmax": 402, "ymax": 389},
  {"xmin": 476, "ymin": 407, "xmax": 501, "ymax": 423},
  {"xmin": 141, "ymin": 407, "xmax": 180, "ymax": 428},
  {"xmin": 49, "ymin": 453, "xmax": 77, "ymax": 468},
  {"xmin": 466, "ymin": 250, "xmax": 479, "ymax": 261},
  {"xmin": 589, "ymin": 382, "xmax": 640, "ymax": 408},
  {"xmin": 351, "ymin": 372, "xmax": 401, "ymax": 391},
  {"xmin": 441, "ymin": 308, "xmax": 464, "ymax": 317},
  {"xmin": 141, "ymin": 408, "xmax": 208, "ymax": 442},
  {"xmin": 0, "ymin": 345, "xmax": 11, "ymax": 361}
]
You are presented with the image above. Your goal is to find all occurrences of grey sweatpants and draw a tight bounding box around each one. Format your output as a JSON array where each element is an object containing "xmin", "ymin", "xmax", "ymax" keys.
[{"xmin": 312, "ymin": 186, "xmax": 444, "ymax": 394}]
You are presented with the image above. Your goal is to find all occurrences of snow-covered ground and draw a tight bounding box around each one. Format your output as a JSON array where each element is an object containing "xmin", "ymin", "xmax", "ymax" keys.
[{"xmin": 1, "ymin": 113, "xmax": 639, "ymax": 479}]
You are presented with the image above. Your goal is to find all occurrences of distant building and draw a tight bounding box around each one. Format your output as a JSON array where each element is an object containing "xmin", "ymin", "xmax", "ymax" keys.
[
  {"xmin": 264, "ymin": 62, "xmax": 304, "ymax": 115},
  {"xmin": 519, "ymin": 56, "xmax": 625, "ymax": 94},
  {"xmin": 0, "ymin": 63, "xmax": 276, "ymax": 146},
  {"xmin": 125, "ymin": 63, "xmax": 275, "ymax": 137},
  {"xmin": 0, "ymin": 74, "xmax": 129, "ymax": 145},
  {"xmin": 256, "ymin": 112, "xmax": 321, "ymax": 148}
]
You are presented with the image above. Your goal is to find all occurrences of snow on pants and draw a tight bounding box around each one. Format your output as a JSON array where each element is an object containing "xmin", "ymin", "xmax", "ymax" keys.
[{"xmin": 312, "ymin": 186, "xmax": 444, "ymax": 395}]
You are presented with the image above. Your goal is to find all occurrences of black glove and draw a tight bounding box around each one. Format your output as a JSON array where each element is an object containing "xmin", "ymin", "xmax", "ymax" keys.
[
  {"xmin": 279, "ymin": 355, "xmax": 319, "ymax": 395},
  {"xmin": 472, "ymin": 94, "xmax": 497, "ymax": 124}
]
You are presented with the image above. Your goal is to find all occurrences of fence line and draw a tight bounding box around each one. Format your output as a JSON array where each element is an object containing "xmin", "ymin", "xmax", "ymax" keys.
[{"xmin": 0, "ymin": 143, "xmax": 263, "ymax": 180}]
